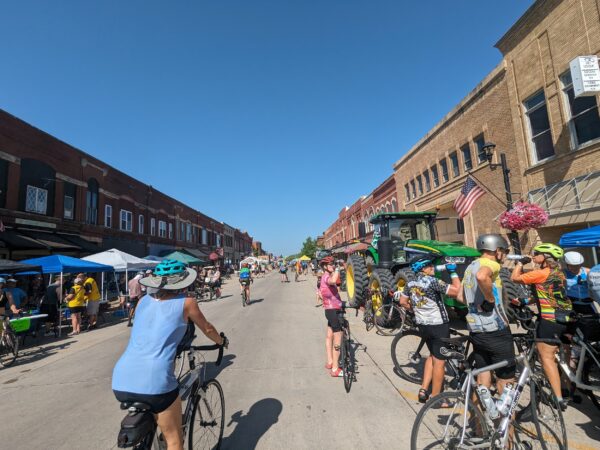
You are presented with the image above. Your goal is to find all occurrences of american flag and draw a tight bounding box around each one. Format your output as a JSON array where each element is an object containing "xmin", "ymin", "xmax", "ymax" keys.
[{"xmin": 453, "ymin": 177, "xmax": 486, "ymax": 218}]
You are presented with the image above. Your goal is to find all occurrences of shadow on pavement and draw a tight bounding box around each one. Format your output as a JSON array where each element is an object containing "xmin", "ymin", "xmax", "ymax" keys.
[
  {"xmin": 248, "ymin": 298, "xmax": 264, "ymax": 305},
  {"xmin": 222, "ymin": 398, "xmax": 283, "ymax": 449},
  {"xmin": 8, "ymin": 340, "xmax": 75, "ymax": 368},
  {"xmin": 204, "ymin": 354, "xmax": 236, "ymax": 380}
]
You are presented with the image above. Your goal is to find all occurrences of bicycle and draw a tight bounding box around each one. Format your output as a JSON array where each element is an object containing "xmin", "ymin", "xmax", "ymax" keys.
[
  {"xmin": 338, "ymin": 302, "xmax": 356, "ymax": 393},
  {"xmin": 117, "ymin": 333, "xmax": 228, "ymax": 450},
  {"xmin": 411, "ymin": 352, "xmax": 561, "ymax": 450},
  {"xmin": 0, "ymin": 315, "xmax": 19, "ymax": 368},
  {"xmin": 240, "ymin": 279, "xmax": 251, "ymax": 307},
  {"xmin": 373, "ymin": 296, "xmax": 409, "ymax": 336}
]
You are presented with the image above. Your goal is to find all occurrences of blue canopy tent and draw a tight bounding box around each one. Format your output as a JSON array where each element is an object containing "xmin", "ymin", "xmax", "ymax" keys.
[
  {"xmin": 559, "ymin": 225, "xmax": 600, "ymax": 248},
  {"xmin": 19, "ymin": 255, "xmax": 113, "ymax": 336}
]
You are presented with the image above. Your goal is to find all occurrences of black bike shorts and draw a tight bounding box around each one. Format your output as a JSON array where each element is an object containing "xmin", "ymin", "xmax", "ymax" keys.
[
  {"xmin": 68, "ymin": 306, "xmax": 86, "ymax": 314},
  {"xmin": 537, "ymin": 319, "xmax": 569, "ymax": 344},
  {"xmin": 418, "ymin": 323, "xmax": 450, "ymax": 360},
  {"xmin": 470, "ymin": 328, "xmax": 515, "ymax": 380},
  {"xmin": 114, "ymin": 388, "xmax": 179, "ymax": 414},
  {"xmin": 325, "ymin": 308, "xmax": 342, "ymax": 332}
]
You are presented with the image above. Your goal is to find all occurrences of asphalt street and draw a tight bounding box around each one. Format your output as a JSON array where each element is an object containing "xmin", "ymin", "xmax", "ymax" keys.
[{"xmin": 1, "ymin": 271, "xmax": 599, "ymax": 449}]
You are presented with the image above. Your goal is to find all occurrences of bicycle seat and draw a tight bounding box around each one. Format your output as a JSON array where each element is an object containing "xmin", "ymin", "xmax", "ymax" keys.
[
  {"xmin": 120, "ymin": 401, "xmax": 152, "ymax": 411},
  {"xmin": 439, "ymin": 335, "xmax": 470, "ymax": 345}
]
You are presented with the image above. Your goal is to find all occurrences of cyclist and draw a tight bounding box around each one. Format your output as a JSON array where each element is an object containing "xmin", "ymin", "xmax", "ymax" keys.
[
  {"xmin": 462, "ymin": 234, "xmax": 515, "ymax": 397},
  {"xmin": 112, "ymin": 260, "xmax": 226, "ymax": 450},
  {"xmin": 239, "ymin": 263, "xmax": 252, "ymax": 300},
  {"xmin": 563, "ymin": 251, "xmax": 593, "ymax": 314},
  {"xmin": 511, "ymin": 243, "xmax": 572, "ymax": 409},
  {"xmin": 395, "ymin": 255, "xmax": 462, "ymax": 404},
  {"xmin": 279, "ymin": 263, "xmax": 288, "ymax": 283},
  {"xmin": 319, "ymin": 256, "xmax": 344, "ymax": 377},
  {"xmin": 0, "ymin": 277, "xmax": 20, "ymax": 317}
]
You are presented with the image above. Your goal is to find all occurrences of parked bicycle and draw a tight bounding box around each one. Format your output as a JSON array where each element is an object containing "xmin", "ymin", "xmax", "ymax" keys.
[
  {"xmin": 0, "ymin": 315, "xmax": 19, "ymax": 368},
  {"xmin": 117, "ymin": 333, "xmax": 228, "ymax": 450},
  {"xmin": 338, "ymin": 302, "xmax": 356, "ymax": 393}
]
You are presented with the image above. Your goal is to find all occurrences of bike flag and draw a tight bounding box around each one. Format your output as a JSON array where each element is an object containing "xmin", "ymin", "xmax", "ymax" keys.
[{"xmin": 453, "ymin": 177, "xmax": 485, "ymax": 218}]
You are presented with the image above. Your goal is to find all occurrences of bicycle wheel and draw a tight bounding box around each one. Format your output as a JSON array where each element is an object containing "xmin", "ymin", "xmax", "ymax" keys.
[
  {"xmin": 391, "ymin": 330, "xmax": 428, "ymax": 384},
  {"xmin": 242, "ymin": 290, "xmax": 246, "ymax": 307},
  {"xmin": 0, "ymin": 328, "xmax": 19, "ymax": 367},
  {"xmin": 341, "ymin": 326, "xmax": 354, "ymax": 393},
  {"xmin": 188, "ymin": 379, "xmax": 225, "ymax": 450},
  {"xmin": 528, "ymin": 375, "xmax": 567, "ymax": 450},
  {"xmin": 364, "ymin": 300, "xmax": 374, "ymax": 332},
  {"xmin": 582, "ymin": 344, "xmax": 600, "ymax": 411},
  {"xmin": 374, "ymin": 303, "xmax": 405, "ymax": 336},
  {"xmin": 411, "ymin": 391, "xmax": 489, "ymax": 450}
]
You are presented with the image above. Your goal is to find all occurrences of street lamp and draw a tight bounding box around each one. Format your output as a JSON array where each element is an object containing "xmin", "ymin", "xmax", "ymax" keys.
[{"xmin": 481, "ymin": 142, "xmax": 522, "ymax": 254}]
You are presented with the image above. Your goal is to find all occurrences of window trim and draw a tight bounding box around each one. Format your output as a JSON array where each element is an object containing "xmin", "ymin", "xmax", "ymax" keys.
[
  {"xmin": 424, "ymin": 171, "xmax": 431, "ymax": 192},
  {"xmin": 150, "ymin": 217, "xmax": 156, "ymax": 236},
  {"xmin": 523, "ymin": 90, "xmax": 555, "ymax": 164},
  {"xmin": 158, "ymin": 220, "xmax": 167, "ymax": 238},
  {"xmin": 138, "ymin": 214, "xmax": 144, "ymax": 235},
  {"xmin": 474, "ymin": 135, "xmax": 487, "ymax": 165},
  {"xmin": 440, "ymin": 159, "xmax": 449, "ymax": 183},
  {"xmin": 560, "ymin": 72, "xmax": 600, "ymax": 150},
  {"xmin": 461, "ymin": 143, "xmax": 472, "ymax": 171},
  {"xmin": 120, "ymin": 209, "xmax": 133, "ymax": 232},
  {"xmin": 25, "ymin": 185, "xmax": 48, "ymax": 215},
  {"xmin": 63, "ymin": 195, "xmax": 74, "ymax": 220},
  {"xmin": 431, "ymin": 165, "xmax": 439, "ymax": 187},
  {"xmin": 449, "ymin": 152, "xmax": 460, "ymax": 178},
  {"xmin": 104, "ymin": 204, "xmax": 113, "ymax": 228},
  {"xmin": 168, "ymin": 223, "xmax": 173, "ymax": 239}
]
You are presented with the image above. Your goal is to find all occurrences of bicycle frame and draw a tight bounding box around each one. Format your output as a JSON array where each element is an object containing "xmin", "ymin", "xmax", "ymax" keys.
[{"xmin": 555, "ymin": 328, "xmax": 600, "ymax": 392}]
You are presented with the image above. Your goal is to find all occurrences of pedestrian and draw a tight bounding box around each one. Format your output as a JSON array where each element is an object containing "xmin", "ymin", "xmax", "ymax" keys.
[
  {"xmin": 563, "ymin": 251, "xmax": 593, "ymax": 314},
  {"xmin": 5, "ymin": 278, "xmax": 28, "ymax": 309},
  {"xmin": 41, "ymin": 275, "xmax": 64, "ymax": 336},
  {"xmin": 0, "ymin": 277, "xmax": 20, "ymax": 317},
  {"xmin": 511, "ymin": 243, "xmax": 572, "ymax": 409},
  {"xmin": 319, "ymin": 256, "xmax": 344, "ymax": 377},
  {"xmin": 395, "ymin": 255, "xmax": 462, "ymax": 404},
  {"xmin": 127, "ymin": 273, "xmax": 143, "ymax": 327},
  {"xmin": 462, "ymin": 234, "xmax": 515, "ymax": 405},
  {"xmin": 315, "ymin": 269, "xmax": 323, "ymax": 307},
  {"xmin": 81, "ymin": 273, "xmax": 101, "ymax": 330},
  {"xmin": 28, "ymin": 275, "xmax": 46, "ymax": 307},
  {"xmin": 65, "ymin": 276, "xmax": 86, "ymax": 336},
  {"xmin": 279, "ymin": 263, "xmax": 288, "ymax": 283}
]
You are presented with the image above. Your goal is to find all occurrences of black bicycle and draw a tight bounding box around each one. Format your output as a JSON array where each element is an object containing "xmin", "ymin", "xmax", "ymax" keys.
[
  {"xmin": 117, "ymin": 334, "xmax": 227, "ymax": 450},
  {"xmin": 338, "ymin": 303, "xmax": 356, "ymax": 393},
  {"xmin": 240, "ymin": 279, "xmax": 251, "ymax": 307},
  {"xmin": 0, "ymin": 315, "xmax": 19, "ymax": 368}
]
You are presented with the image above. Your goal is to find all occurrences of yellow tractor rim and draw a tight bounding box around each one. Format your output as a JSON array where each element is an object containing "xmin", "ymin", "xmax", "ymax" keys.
[
  {"xmin": 396, "ymin": 277, "xmax": 406, "ymax": 291},
  {"xmin": 347, "ymin": 266, "xmax": 355, "ymax": 299},
  {"xmin": 370, "ymin": 278, "xmax": 383, "ymax": 312}
]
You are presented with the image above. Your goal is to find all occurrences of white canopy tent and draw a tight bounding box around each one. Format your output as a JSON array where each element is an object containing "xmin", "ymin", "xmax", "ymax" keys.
[{"xmin": 82, "ymin": 248, "xmax": 158, "ymax": 296}]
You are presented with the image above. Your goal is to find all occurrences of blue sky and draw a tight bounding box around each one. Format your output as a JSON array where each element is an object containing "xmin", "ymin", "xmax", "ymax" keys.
[{"xmin": 0, "ymin": 1, "xmax": 533, "ymax": 256}]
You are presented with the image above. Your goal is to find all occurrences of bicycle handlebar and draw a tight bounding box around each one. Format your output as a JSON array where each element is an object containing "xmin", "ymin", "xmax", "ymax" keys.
[{"xmin": 191, "ymin": 333, "xmax": 227, "ymax": 366}]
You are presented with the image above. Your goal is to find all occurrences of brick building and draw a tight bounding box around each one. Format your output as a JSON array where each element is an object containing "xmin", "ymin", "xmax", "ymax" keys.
[
  {"xmin": 0, "ymin": 109, "xmax": 256, "ymax": 260},
  {"xmin": 497, "ymin": 0, "xmax": 600, "ymax": 263}
]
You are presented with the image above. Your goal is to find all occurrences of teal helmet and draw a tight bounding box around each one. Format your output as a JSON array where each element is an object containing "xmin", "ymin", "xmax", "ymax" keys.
[{"xmin": 154, "ymin": 259, "xmax": 187, "ymax": 277}]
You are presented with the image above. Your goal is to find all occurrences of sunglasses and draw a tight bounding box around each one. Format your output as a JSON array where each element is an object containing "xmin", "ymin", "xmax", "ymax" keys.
[{"xmin": 533, "ymin": 251, "xmax": 543, "ymax": 256}]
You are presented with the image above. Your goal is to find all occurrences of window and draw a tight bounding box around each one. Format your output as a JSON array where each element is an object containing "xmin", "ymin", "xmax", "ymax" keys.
[
  {"xmin": 179, "ymin": 222, "xmax": 185, "ymax": 241},
  {"xmin": 216, "ymin": 234, "xmax": 222, "ymax": 247},
  {"xmin": 424, "ymin": 171, "xmax": 431, "ymax": 192},
  {"xmin": 63, "ymin": 182, "xmax": 76, "ymax": 220},
  {"xmin": 202, "ymin": 228, "xmax": 208, "ymax": 245},
  {"xmin": 150, "ymin": 218, "xmax": 156, "ymax": 236},
  {"xmin": 138, "ymin": 215, "xmax": 144, "ymax": 234},
  {"xmin": 186, "ymin": 223, "xmax": 192, "ymax": 242},
  {"xmin": 168, "ymin": 223, "xmax": 173, "ymax": 239},
  {"xmin": 561, "ymin": 72, "xmax": 600, "ymax": 147},
  {"xmin": 450, "ymin": 152, "xmax": 459, "ymax": 177},
  {"xmin": 405, "ymin": 184, "xmax": 410, "ymax": 202},
  {"xmin": 440, "ymin": 159, "xmax": 449, "ymax": 183},
  {"xmin": 431, "ymin": 165, "xmax": 439, "ymax": 187},
  {"xmin": 158, "ymin": 220, "xmax": 167, "ymax": 238},
  {"xmin": 86, "ymin": 178, "xmax": 99, "ymax": 225},
  {"xmin": 474, "ymin": 135, "xmax": 487, "ymax": 165},
  {"xmin": 120, "ymin": 209, "xmax": 133, "ymax": 231},
  {"xmin": 104, "ymin": 205, "xmax": 112, "ymax": 228},
  {"xmin": 524, "ymin": 91, "xmax": 555, "ymax": 162},
  {"xmin": 461, "ymin": 144, "xmax": 472, "ymax": 171},
  {"xmin": 416, "ymin": 175, "xmax": 423, "ymax": 195},
  {"xmin": 0, "ymin": 159, "xmax": 7, "ymax": 208},
  {"xmin": 26, "ymin": 185, "xmax": 48, "ymax": 214},
  {"xmin": 410, "ymin": 180, "xmax": 416, "ymax": 199}
]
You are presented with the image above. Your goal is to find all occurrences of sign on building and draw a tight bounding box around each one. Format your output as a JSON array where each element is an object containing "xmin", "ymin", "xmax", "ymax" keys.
[{"xmin": 570, "ymin": 56, "xmax": 600, "ymax": 98}]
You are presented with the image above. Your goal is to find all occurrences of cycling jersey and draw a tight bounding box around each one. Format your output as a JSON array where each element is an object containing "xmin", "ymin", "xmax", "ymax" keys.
[
  {"xmin": 320, "ymin": 273, "xmax": 342, "ymax": 310},
  {"xmin": 401, "ymin": 274, "xmax": 449, "ymax": 325},
  {"xmin": 239, "ymin": 268, "xmax": 251, "ymax": 280},
  {"xmin": 84, "ymin": 277, "xmax": 101, "ymax": 302},
  {"xmin": 564, "ymin": 268, "xmax": 589, "ymax": 300},
  {"xmin": 516, "ymin": 267, "xmax": 572, "ymax": 323}
]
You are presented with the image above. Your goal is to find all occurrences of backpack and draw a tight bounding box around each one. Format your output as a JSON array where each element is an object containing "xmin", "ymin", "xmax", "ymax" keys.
[
  {"xmin": 239, "ymin": 270, "xmax": 250, "ymax": 280},
  {"xmin": 588, "ymin": 264, "xmax": 600, "ymax": 302}
]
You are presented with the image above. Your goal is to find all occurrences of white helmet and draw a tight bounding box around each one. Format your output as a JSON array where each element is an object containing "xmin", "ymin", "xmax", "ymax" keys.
[{"xmin": 564, "ymin": 251, "xmax": 584, "ymax": 266}]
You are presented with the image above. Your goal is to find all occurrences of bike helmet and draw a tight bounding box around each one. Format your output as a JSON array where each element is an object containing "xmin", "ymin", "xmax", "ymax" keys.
[
  {"xmin": 153, "ymin": 259, "xmax": 187, "ymax": 276},
  {"xmin": 319, "ymin": 256, "xmax": 335, "ymax": 266},
  {"xmin": 564, "ymin": 251, "xmax": 584, "ymax": 266},
  {"xmin": 476, "ymin": 234, "xmax": 509, "ymax": 252},
  {"xmin": 409, "ymin": 255, "xmax": 434, "ymax": 273},
  {"xmin": 533, "ymin": 243, "xmax": 564, "ymax": 260}
]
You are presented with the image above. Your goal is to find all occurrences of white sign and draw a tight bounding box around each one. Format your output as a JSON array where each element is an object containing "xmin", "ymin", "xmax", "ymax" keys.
[
  {"xmin": 15, "ymin": 218, "xmax": 56, "ymax": 229},
  {"xmin": 570, "ymin": 56, "xmax": 600, "ymax": 98}
]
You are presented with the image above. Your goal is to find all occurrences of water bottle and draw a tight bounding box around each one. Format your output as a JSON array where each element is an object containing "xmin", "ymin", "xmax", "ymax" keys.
[
  {"xmin": 477, "ymin": 385, "xmax": 499, "ymax": 419},
  {"xmin": 496, "ymin": 383, "xmax": 515, "ymax": 416},
  {"xmin": 506, "ymin": 255, "xmax": 525, "ymax": 261},
  {"xmin": 434, "ymin": 264, "xmax": 447, "ymax": 272}
]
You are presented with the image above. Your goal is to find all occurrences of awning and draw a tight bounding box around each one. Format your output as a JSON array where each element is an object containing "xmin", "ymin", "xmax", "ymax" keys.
[
  {"xmin": 559, "ymin": 225, "xmax": 600, "ymax": 247},
  {"xmin": 18, "ymin": 230, "xmax": 80, "ymax": 250},
  {"xmin": 0, "ymin": 229, "xmax": 47, "ymax": 250},
  {"xmin": 0, "ymin": 259, "xmax": 42, "ymax": 274},
  {"xmin": 181, "ymin": 248, "xmax": 210, "ymax": 259},
  {"xmin": 58, "ymin": 233, "xmax": 101, "ymax": 253}
]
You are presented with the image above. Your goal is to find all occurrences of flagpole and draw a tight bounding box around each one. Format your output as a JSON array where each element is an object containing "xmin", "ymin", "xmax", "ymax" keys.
[{"xmin": 467, "ymin": 171, "xmax": 508, "ymax": 208}]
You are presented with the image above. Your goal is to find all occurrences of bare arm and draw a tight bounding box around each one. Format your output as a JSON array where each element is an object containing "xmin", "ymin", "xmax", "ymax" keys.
[
  {"xmin": 399, "ymin": 294, "xmax": 412, "ymax": 310},
  {"xmin": 511, "ymin": 262, "xmax": 525, "ymax": 284},
  {"xmin": 5, "ymin": 291, "xmax": 20, "ymax": 314},
  {"xmin": 327, "ymin": 271, "xmax": 340, "ymax": 285},
  {"xmin": 446, "ymin": 275, "xmax": 462, "ymax": 298},
  {"xmin": 184, "ymin": 298, "xmax": 224, "ymax": 345},
  {"xmin": 476, "ymin": 266, "xmax": 495, "ymax": 303}
]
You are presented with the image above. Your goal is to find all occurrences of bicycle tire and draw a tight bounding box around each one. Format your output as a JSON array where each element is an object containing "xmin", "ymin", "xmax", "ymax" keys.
[
  {"xmin": 364, "ymin": 300, "xmax": 374, "ymax": 332},
  {"xmin": 528, "ymin": 375, "xmax": 568, "ymax": 450},
  {"xmin": 582, "ymin": 345, "xmax": 600, "ymax": 411},
  {"xmin": 374, "ymin": 303, "xmax": 405, "ymax": 336},
  {"xmin": 411, "ymin": 391, "xmax": 489, "ymax": 450},
  {"xmin": 188, "ymin": 379, "xmax": 225, "ymax": 450},
  {"xmin": 0, "ymin": 327, "xmax": 19, "ymax": 367},
  {"xmin": 390, "ymin": 330, "xmax": 428, "ymax": 384},
  {"xmin": 341, "ymin": 326, "xmax": 354, "ymax": 393}
]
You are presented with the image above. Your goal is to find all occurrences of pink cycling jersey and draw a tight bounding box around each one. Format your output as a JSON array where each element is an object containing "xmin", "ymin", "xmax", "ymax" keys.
[{"xmin": 320, "ymin": 272, "xmax": 342, "ymax": 310}]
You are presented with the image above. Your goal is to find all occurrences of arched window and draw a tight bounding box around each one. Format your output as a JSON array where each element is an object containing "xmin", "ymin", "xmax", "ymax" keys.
[
  {"xmin": 86, "ymin": 178, "xmax": 99, "ymax": 224},
  {"xmin": 19, "ymin": 158, "xmax": 56, "ymax": 216},
  {"xmin": 391, "ymin": 199, "xmax": 398, "ymax": 212}
]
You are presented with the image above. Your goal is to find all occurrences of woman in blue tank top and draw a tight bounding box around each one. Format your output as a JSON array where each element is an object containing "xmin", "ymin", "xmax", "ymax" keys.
[
  {"xmin": 563, "ymin": 251, "xmax": 593, "ymax": 313},
  {"xmin": 112, "ymin": 260, "xmax": 226, "ymax": 450}
]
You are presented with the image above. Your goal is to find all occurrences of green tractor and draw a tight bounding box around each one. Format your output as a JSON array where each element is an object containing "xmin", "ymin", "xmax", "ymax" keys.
[{"xmin": 345, "ymin": 211, "xmax": 480, "ymax": 316}]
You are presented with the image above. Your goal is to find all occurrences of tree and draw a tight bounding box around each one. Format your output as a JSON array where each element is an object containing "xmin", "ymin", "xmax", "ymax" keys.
[{"xmin": 300, "ymin": 237, "xmax": 318, "ymax": 258}]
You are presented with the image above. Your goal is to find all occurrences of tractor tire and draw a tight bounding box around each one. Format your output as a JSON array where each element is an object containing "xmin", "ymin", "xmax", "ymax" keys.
[
  {"xmin": 499, "ymin": 267, "xmax": 532, "ymax": 324},
  {"xmin": 393, "ymin": 269, "xmax": 416, "ymax": 293},
  {"xmin": 346, "ymin": 254, "xmax": 368, "ymax": 307},
  {"xmin": 369, "ymin": 269, "xmax": 395, "ymax": 326},
  {"xmin": 365, "ymin": 255, "xmax": 375, "ymax": 278}
]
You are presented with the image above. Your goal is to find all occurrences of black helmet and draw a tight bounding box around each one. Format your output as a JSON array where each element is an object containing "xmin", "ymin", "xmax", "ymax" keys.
[
  {"xmin": 409, "ymin": 254, "xmax": 435, "ymax": 273},
  {"xmin": 476, "ymin": 234, "xmax": 509, "ymax": 252}
]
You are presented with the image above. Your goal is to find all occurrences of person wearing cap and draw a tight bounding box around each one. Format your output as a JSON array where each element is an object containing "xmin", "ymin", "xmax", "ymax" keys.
[
  {"xmin": 65, "ymin": 276, "xmax": 86, "ymax": 336},
  {"xmin": 562, "ymin": 251, "xmax": 593, "ymax": 314},
  {"xmin": 0, "ymin": 277, "xmax": 20, "ymax": 317},
  {"xmin": 40, "ymin": 275, "xmax": 64, "ymax": 335},
  {"xmin": 112, "ymin": 259, "xmax": 227, "ymax": 450},
  {"xmin": 395, "ymin": 255, "xmax": 462, "ymax": 404},
  {"xmin": 5, "ymin": 278, "xmax": 28, "ymax": 309},
  {"xmin": 511, "ymin": 243, "xmax": 572, "ymax": 409},
  {"xmin": 462, "ymin": 234, "xmax": 515, "ymax": 398},
  {"xmin": 319, "ymin": 256, "xmax": 344, "ymax": 377}
]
